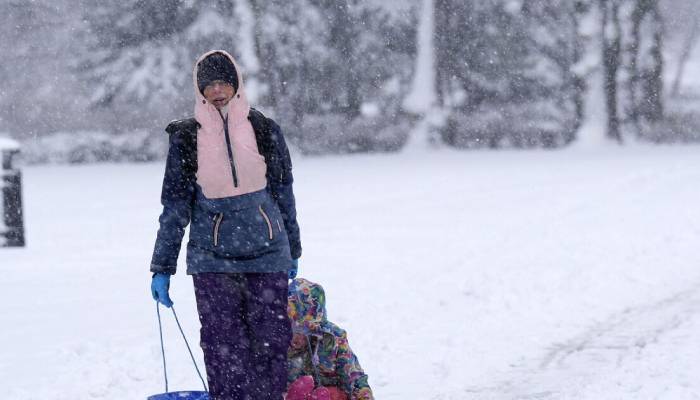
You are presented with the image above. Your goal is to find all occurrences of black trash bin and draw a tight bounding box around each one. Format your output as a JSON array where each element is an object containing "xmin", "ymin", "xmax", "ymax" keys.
[{"xmin": 1, "ymin": 137, "xmax": 24, "ymax": 247}]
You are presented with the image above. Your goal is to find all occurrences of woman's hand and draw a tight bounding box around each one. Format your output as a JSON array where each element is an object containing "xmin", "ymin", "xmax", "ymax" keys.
[
  {"xmin": 151, "ymin": 273, "xmax": 174, "ymax": 307},
  {"xmin": 289, "ymin": 258, "xmax": 299, "ymax": 280}
]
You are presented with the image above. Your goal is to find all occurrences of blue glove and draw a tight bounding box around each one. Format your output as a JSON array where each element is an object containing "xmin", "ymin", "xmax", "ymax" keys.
[
  {"xmin": 151, "ymin": 273, "xmax": 173, "ymax": 307},
  {"xmin": 289, "ymin": 259, "xmax": 299, "ymax": 280}
]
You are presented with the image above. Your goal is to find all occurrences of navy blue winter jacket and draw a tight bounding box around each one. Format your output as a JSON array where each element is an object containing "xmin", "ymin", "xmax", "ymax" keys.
[{"xmin": 150, "ymin": 109, "xmax": 301, "ymax": 275}]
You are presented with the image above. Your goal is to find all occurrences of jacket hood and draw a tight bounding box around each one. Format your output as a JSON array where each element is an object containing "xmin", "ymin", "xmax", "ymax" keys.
[
  {"xmin": 193, "ymin": 50, "xmax": 250, "ymax": 126},
  {"xmin": 288, "ymin": 278, "xmax": 330, "ymax": 335}
]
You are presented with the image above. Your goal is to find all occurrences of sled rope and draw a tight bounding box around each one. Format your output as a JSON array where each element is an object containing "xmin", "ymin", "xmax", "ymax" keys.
[
  {"xmin": 171, "ymin": 306, "xmax": 209, "ymax": 392},
  {"xmin": 156, "ymin": 303, "xmax": 209, "ymax": 393},
  {"xmin": 156, "ymin": 302, "xmax": 169, "ymax": 392}
]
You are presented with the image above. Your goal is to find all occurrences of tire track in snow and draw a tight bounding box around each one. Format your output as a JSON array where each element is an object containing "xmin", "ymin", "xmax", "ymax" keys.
[
  {"xmin": 465, "ymin": 282, "xmax": 700, "ymax": 399},
  {"xmin": 539, "ymin": 283, "xmax": 700, "ymax": 371}
]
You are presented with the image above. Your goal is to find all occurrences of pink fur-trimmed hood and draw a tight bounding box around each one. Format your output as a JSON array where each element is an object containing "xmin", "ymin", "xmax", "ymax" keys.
[{"xmin": 192, "ymin": 50, "xmax": 267, "ymax": 199}]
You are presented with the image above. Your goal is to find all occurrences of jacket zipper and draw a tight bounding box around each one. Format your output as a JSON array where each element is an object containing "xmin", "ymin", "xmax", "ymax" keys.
[
  {"xmin": 259, "ymin": 205, "xmax": 274, "ymax": 240},
  {"xmin": 213, "ymin": 213, "xmax": 223, "ymax": 246},
  {"xmin": 221, "ymin": 114, "xmax": 239, "ymax": 187}
]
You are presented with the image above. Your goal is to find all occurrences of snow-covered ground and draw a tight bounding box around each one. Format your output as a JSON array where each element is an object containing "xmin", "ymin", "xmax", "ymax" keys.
[{"xmin": 2, "ymin": 144, "xmax": 700, "ymax": 399}]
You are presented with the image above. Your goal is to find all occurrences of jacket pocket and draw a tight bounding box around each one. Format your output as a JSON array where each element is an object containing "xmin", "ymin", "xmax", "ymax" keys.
[
  {"xmin": 259, "ymin": 205, "xmax": 274, "ymax": 240},
  {"xmin": 191, "ymin": 201, "xmax": 284, "ymax": 258},
  {"xmin": 212, "ymin": 212, "xmax": 224, "ymax": 247}
]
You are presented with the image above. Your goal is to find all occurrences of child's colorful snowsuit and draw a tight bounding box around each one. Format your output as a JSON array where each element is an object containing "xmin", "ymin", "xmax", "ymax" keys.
[{"xmin": 286, "ymin": 279, "xmax": 374, "ymax": 400}]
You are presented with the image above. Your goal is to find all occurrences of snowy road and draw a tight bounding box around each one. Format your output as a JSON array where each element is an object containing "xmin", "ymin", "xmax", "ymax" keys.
[{"xmin": 1, "ymin": 145, "xmax": 700, "ymax": 399}]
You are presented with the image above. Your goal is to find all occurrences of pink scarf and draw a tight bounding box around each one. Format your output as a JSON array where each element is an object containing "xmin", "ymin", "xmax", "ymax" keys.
[{"xmin": 192, "ymin": 50, "xmax": 267, "ymax": 199}]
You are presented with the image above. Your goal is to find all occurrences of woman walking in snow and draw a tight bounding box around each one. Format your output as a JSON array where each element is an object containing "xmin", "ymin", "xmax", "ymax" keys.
[{"xmin": 149, "ymin": 50, "xmax": 302, "ymax": 400}]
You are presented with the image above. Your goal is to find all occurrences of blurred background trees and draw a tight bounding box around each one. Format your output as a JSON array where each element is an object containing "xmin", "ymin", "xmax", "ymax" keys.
[
  {"xmin": 1, "ymin": 0, "xmax": 699, "ymax": 162},
  {"xmin": 435, "ymin": 0, "xmax": 587, "ymax": 148}
]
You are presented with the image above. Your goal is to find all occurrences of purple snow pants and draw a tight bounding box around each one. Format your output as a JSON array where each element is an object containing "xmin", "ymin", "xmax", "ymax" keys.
[{"xmin": 193, "ymin": 272, "xmax": 291, "ymax": 400}]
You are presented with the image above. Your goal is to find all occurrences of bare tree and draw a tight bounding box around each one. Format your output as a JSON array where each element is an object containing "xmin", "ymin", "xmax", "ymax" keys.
[
  {"xmin": 600, "ymin": 0, "xmax": 623, "ymax": 143},
  {"xmin": 626, "ymin": 0, "xmax": 664, "ymax": 133},
  {"xmin": 671, "ymin": 15, "xmax": 699, "ymax": 96}
]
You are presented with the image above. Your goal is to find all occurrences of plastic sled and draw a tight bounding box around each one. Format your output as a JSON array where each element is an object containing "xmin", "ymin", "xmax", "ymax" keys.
[
  {"xmin": 147, "ymin": 391, "xmax": 209, "ymax": 400},
  {"xmin": 149, "ymin": 305, "xmax": 209, "ymax": 400}
]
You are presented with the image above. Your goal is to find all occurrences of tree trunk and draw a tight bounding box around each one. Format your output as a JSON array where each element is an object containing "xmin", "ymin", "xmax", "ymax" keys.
[
  {"xmin": 570, "ymin": 2, "xmax": 588, "ymax": 136},
  {"xmin": 433, "ymin": 0, "xmax": 449, "ymax": 107},
  {"xmin": 248, "ymin": 0, "xmax": 275, "ymax": 107},
  {"xmin": 646, "ymin": 1, "xmax": 664, "ymax": 122},
  {"xmin": 600, "ymin": 0, "xmax": 623, "ymax": 143},
  {"xmin": 628, "ymin": 0, "xmax": 664, "ymax": 129},
  {"xmin": 671, "ymin": 16, "xmax": 699, "ymax": 96}
]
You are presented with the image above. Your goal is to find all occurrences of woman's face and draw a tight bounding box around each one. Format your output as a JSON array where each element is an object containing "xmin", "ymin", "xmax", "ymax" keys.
[{"xmin": 203, "ymin": 80, "xmax": 235, "ymax": 110}]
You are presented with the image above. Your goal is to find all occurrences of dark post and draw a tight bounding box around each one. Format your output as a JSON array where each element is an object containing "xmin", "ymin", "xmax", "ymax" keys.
[{"xmin": 2, "ymin": 148, "xmax": 25, "ymax": 247}]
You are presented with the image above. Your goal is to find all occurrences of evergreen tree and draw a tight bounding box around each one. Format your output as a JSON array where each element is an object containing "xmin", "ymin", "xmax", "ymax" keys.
[
  {"xmin": 437, "ymin": 0, "xmax": 586, "ymax": 148},
  {"xmin": 79, "ymin": 1, "xmax": 248, "ymax": 131},
  {"xmin": 249, "ymin": 0, "xmax": 327, "ymax": 130},
  {"xmin": 0, "ymin": 0, "xmax": 82, "ymax": 136},
  {"xmin": 251, "ymin": 0, "xmax": 416, "ymax": 152}
]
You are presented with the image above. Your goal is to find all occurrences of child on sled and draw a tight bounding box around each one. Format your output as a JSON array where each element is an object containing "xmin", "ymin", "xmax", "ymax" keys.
[{"xmin": 286, "ymin": 278, "xmax": 374, "ymax": 400}]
